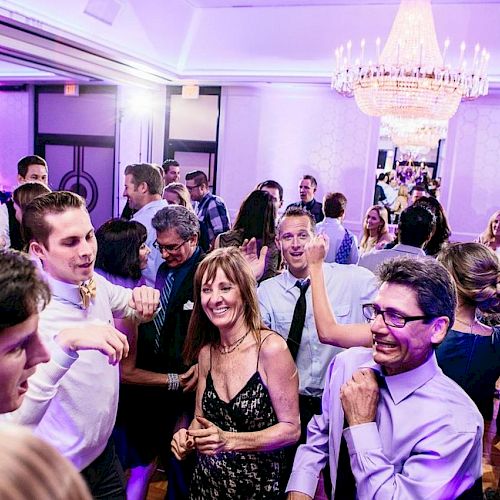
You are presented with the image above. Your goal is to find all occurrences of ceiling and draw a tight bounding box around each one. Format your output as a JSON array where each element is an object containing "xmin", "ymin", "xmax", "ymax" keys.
[
  {"xmin": 0, "ymin": 0, "xmax": 498, "ymax": 88},
  {"xmin": 186, "ymin": 0, "xmax": 499, "ymax": 5}
]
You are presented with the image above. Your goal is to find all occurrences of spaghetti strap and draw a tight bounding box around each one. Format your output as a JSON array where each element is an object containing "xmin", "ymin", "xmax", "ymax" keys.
[{"xmin": 256, "ymin": 331, "xmax": 275, "ymax": 370}]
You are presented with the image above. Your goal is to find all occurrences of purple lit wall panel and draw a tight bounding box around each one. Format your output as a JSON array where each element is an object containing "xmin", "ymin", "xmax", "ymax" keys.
[
  {"xmin": 0, "ymin": 90, "xmax": 31, "ymax": 192},
  {"xmin": 38, "ymin": 93, "xmax": 115, "ymax": 136}
]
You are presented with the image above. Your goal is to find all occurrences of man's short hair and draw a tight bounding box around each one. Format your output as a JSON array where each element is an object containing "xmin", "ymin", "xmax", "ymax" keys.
[
  {"xmin": 277, "ymin": 206, "xmax": 316, "ymax": 235},
  {"xmin": 152, "ymin": 205, "xmax": 200, "ymax": 241},
  {"xmin": 302, "ymin": 174, "xmax": 317, "ymax": 188},
  {"xmin": 377, "ymin": 256, "xmax": 456, "ymax": 330},
  {"xmin": 17, "ymin": 156, "xmax": 47, "ymax": 178},
  {"xmin": 124, "ymin": 163, "xmax": 164, "ymax": 195},
  {"xmin": 256, "ymin": 180, "xmax": 284, "ymax": 201},
  {"xmin": 323, "ymin": 192, "xmax": 347, "ymax": 219},
  {"xmin": 412, "ymin": 184, "xmax": 427, "ymax": 194},
  {"xmin": 161, "ymin": 159, "xmax": 179, "ymax": 175},
  {"xmin": 0, "ymin": 250, "xmax": 50, "ymax": 331},
  {"xmin": 398, "ymin": 205, "xmax": 435, "ymax": 247},
  {"xmin": 185, "ymin": 170, "xmax": 208, "ymax": 186},
  {"xmin": 22, "ymin": 191, "xmax": 86, "ymax": 248}
]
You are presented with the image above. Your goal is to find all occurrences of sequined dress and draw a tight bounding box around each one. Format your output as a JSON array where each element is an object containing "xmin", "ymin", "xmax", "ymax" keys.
[{"xmin": 189, "ymin": 340, "xmax": 286, "ymax": 499}]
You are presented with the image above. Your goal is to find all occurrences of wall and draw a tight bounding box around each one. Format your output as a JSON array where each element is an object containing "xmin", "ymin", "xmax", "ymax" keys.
[
  {"xmin": 217, "ymin": 85, "xmax": 379, "ymax": 232},
  {"xmin": 0, "ymin": 87, "xmax": 32, "ymax": 191},
  {"xmin": 217, "ymin": 84, "xmax": 500, "ymax": 241},
  {"xmin": 441, "ymin": 91, "xmax": 500, "ymax": 241}
]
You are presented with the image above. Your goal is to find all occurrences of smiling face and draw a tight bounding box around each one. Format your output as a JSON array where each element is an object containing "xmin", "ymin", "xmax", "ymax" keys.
[
  {"xmin": 0, "ymin": 314, "xmax": 50, "ymax": 413},
  {"xmin": 299, "ymin": 179, "xmax": 315, "ymax": 203},
  {"xmin": 370, "ymin": 282, "xmax": 447, "ymax": 376},
  {"xmin": 31, "ymin": 208, "xmax": 97, "ymax": 284},
  {"xmin": 201, "ymin": 267, "xmax": 245, "ymax": 334},
  {"xmin": 365, "ymin": 209, "xmax": 382, "ymax": 233},
  {"xmin": 277, "ymin": 215, "xmax": 314, "ymax": 279},
  {"xmin": 123, "ymin": 174, "xmax": 145, "ymax": 210}
]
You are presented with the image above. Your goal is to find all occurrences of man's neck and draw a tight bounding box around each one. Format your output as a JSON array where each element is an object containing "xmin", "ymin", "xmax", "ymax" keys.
[
  {"xmin": 289, "ymin": 267, "xmax": 310, "ymax": 280},
  {"xmin": 137, "ymin": 194, "xmax": 162, "ymax": 210}
]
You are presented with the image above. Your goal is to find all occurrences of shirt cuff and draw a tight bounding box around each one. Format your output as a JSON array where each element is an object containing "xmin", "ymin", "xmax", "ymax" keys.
[
  {"xmin": 50, "ymin": 343, "xmax": 79, "ymax": 368},
  {"xmin": 286, "ymin": 470, "xmax": 319, "ymax": 498},
  {"xmin": 343, "ymin": 422, "xmax": 382, "ymax": 453}
]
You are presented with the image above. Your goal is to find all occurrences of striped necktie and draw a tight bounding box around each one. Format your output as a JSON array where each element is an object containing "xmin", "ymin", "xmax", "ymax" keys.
[{"xmin": 153, "ymin": 270, "xmax": 175, "ymax": 353}]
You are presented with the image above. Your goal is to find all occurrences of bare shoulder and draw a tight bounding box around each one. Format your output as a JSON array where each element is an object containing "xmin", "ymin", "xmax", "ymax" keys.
[
  {"xmin": 259, "ymin": 331, "xmax": 290, "ymax": 361},
  {"xmin": 198, "ymin": 344, "xmax": 212, "ymax": 374}
]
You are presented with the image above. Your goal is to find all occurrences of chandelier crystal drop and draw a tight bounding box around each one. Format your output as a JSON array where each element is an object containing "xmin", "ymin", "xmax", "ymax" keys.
[
  {"xmin": 381, "ymin": 116, "xmax": 448, "ymax": 153},
  {"xmin": 332, "ymin": 0, "xmax": 489, "ymax": 122}
]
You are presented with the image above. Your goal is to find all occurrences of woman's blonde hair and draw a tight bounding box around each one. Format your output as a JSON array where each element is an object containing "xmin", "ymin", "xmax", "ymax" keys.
[
  {"xmin": 360, "ymin": 205, "xmax": 390, "ymax": 252},
  {"xmin": 398, "ymin": 185, "xmax": 409, "ymax": 197},
  {"xmin": 183, "ymin": 247, "xmax": 266, "ymax": 363},
  {"xmin": 0, "ymin": 425, "xmax": 91, "ymax": 500},
  {"xmin": 478, "ymin": 210, "xmax": 500, "ymax": 247},
  {"xmin": 163, "ymin": 182, "xmax": 193, "ymax": 211},
  {"xmin": 437, "ymin": 242, "xmax": 500, "ymax": 313}
]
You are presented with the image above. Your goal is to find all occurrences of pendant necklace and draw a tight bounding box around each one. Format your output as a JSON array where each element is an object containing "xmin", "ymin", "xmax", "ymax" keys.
[{"xmin": 217, "ymin": 330, "xmax": 250, "ymax": 355}]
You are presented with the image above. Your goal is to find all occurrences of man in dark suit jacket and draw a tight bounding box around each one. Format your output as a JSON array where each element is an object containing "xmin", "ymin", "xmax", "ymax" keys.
[
  {"xmin": 121, "ymin": 205, "xmax": 203, "ymax": 500},
  {"xmin": 286, "ymin": 174, "xmax": 324, "ymax": 223}
]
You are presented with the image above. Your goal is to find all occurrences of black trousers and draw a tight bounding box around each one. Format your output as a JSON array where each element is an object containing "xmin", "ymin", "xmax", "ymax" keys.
[{"xmin": 81, "ymin": 440, "xmax": 126, "ymax": 499}]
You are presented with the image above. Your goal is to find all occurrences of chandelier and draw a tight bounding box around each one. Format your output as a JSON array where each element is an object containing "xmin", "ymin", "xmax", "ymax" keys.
[
  {"xmin": 332, "ymin": 0, "xmax": 489, "ymax": 122},
  {"xmin": 380, "ymin": 116, "xmax": 448, "ymax": 154}
]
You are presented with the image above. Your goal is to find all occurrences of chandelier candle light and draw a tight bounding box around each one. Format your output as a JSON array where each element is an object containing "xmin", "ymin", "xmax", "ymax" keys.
[{"xmin": 332, "ymin": 0, "xmax": 489, "ymax": 140}]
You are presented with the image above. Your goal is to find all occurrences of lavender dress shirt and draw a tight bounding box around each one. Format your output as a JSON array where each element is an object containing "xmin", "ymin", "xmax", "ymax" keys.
[{"xmin": 287, "ymin": 347, "xmax": 483, "ymax": 499}]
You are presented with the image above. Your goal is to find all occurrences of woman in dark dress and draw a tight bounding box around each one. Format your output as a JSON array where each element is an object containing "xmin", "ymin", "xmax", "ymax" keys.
[{"xmin": 172, "ymin": 247, "xmax": 300, "ymax": 499}]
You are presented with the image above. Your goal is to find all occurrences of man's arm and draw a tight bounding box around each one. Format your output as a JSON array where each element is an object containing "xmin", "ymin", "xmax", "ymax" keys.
[
  {"xmin": 257, "ymin": 284, "xmax": 275, "ymax": 329},
  {"xmin": 286, "ymin": 359, "xmax": 335, "ymax": 498},
  {"xmin": 3, "ymin": 323, "xmax": 128, "ymax": 426},
  {"xmin": 206, "ymin": 198, "xmax": 230, "ymax": 239}
]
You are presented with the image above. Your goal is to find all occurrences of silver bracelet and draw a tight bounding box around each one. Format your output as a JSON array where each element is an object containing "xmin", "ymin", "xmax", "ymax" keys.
[{"xmin": 167, "ymin": 373, "xmax": 180, "ymax": 391}]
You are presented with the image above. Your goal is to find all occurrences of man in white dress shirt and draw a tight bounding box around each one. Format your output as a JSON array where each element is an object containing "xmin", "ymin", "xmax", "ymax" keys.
[
  {"xmin": 5, "ymin": 191, "xmax": 159, "ymax": 498},
  {"xmin": 124, "ymin": 163, "xmax": 168, "ymax": 286}
]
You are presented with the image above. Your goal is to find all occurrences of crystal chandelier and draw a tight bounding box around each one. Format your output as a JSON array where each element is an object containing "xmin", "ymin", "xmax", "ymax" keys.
[
  {"xmin": 380, "ymin": 116, "xmax": 448, "ymax": 154},
  {"xmin": 332, "ymin": 0, "xmax": 489, "ymax": 122}
]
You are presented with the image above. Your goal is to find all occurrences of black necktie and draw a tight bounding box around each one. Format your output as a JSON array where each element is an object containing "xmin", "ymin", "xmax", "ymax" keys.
[{"xmin": 287, "ymin": 279, "xmax": 310, "ymax": 360}]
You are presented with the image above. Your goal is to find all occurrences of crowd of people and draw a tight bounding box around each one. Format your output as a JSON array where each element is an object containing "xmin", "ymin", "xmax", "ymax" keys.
[{"xmin": 0, "ymin": 155, "xmax": 498, "ymax": 499}]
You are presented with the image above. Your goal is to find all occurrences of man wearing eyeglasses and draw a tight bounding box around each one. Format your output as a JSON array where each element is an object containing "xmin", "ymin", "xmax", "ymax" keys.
[
  {"xmin": 287, "ymin": 256, "xmax": 483, "ymax": 500},
  {"xmin": 185, "ymin": 170, "xmax": 230, "ymax": 251},
  {"xmin": 132, "ymin": 205, "xmax": 203, "ymax": 500}
]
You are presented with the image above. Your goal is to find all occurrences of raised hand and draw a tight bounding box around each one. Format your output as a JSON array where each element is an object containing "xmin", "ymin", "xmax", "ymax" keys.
[
  {"xmin": 56, "ymin": 324, "xmax": 129, "ymax": 365},
  {"xmin": 305, "ymin": 234, "xmax": 329, "ymax": 266},
  {"xmin": 240, "ymin": 237, "xmax": 268, "ymax": 281},
  {"xmin": 129, "ymin": 285, "xmax": 160, "ymax": 321}
]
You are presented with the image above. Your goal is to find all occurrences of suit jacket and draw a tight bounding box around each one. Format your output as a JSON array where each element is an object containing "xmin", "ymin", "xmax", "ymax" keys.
[{"xmin": 136, "ymin": 248, "xmax": 205, "ymax": 374}]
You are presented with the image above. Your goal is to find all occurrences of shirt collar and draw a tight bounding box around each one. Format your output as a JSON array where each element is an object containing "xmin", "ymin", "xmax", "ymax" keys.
[
  {"xmin": 134, "ymin": 198, "xmax": 165, "ymax": 217},
  {"xmin": 46, "ymin": 274, "xmax": 90, "ymax": 308},
  {"xmin": 283, "ymin": 269, "xmax": 310, "ymax": 292},
  {"xmin": 302, "ymin": 198, "xmax": 316, "ymax": 210},
  {"xmin": 360, "ymin": 352, "xmax": 440, "ymax": 404},
  {"xmin": 392, "ymin": 243, "xmax": 426, "ymax": 256}
]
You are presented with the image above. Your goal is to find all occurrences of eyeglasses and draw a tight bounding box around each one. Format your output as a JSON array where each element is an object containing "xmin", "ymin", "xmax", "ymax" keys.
[
  {"xmin": 153, "ymin": 239, "xmax": 187, "ymax": 253},
  {"xmin": 186, "ymin": 183, "xmax": 203, "ymax": 192},
  {"xmin": 362, "ymin": 303, "xmax": 433, "ymax": 328}
]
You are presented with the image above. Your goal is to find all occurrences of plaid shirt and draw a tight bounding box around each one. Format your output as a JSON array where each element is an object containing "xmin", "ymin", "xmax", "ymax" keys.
[{"xmin": 195, "ymin": 192, "xmax": 230, "ymax": 244}]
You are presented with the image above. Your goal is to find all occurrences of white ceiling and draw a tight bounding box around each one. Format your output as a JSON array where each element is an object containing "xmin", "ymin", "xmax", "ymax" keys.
[
  {"xmin": 186, "ymin": 0, "xmax": 500, "ymax": 5},
  {"xmin": 0, "ymin": 0, "xmax": 498, "ymax": 88}
]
